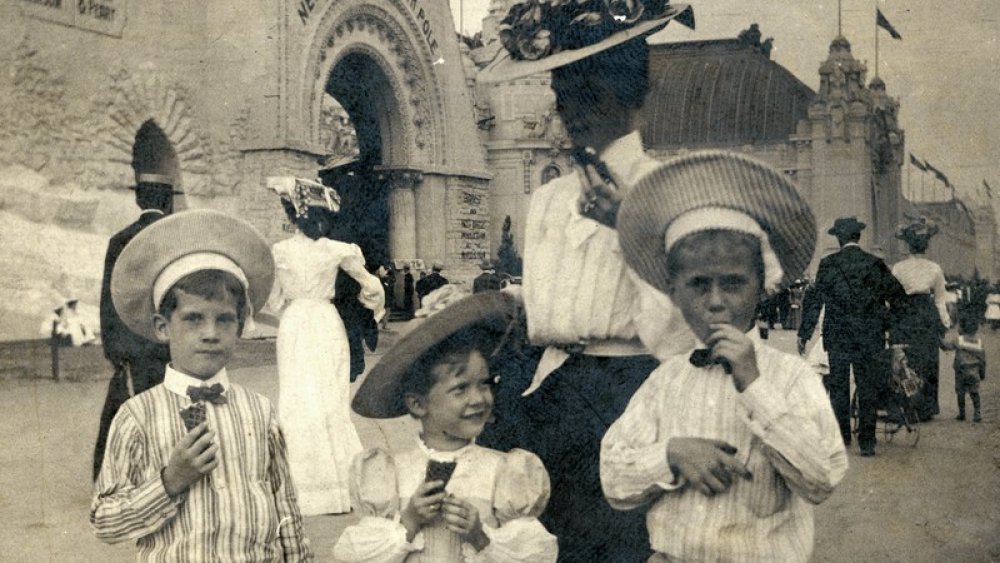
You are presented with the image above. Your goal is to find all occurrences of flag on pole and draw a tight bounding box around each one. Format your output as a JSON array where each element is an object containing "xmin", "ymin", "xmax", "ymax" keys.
[
  {"xmin": 909, "ymin": 153, "xmax": 927, "ymax": 171},
  {"xmin": 877, "ymin": 9, "xmax": 902, "ymax": 40}
]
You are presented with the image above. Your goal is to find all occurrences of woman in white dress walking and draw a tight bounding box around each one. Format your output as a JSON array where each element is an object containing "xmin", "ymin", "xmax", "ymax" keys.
[{"xmin": 267, "ymin": 177, "xmax": 385, "ymax": 515}]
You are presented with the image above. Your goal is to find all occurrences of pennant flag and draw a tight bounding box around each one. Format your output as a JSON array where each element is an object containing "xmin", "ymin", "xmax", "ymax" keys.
[
  {"xmin": 909, "ymin": 153, "xmax": 927, "ymax": 171},
  {"xmin": 877, "ymin": 9, "xmax": 902, "ymax": 40},
  {"xmin": 875, "ymin": 8, "xmax": 903, "ymax": 39}
]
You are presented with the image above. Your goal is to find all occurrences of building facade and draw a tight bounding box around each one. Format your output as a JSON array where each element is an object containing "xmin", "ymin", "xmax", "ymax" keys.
[{"xmin": 1, "ymin": 1, "xmax": 996, "ymax": 337}]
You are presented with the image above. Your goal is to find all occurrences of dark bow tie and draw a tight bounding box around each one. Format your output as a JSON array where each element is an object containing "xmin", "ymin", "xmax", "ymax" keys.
[
  {"xmin": 187, "ymin": 384, "xmax": 227, "ymax": 405},
  {"xmin": 689, "ymin": 349, "xmax": 733, "ymax": 374}
]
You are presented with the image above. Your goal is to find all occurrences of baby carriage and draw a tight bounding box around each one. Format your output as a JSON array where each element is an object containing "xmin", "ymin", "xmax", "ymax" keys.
[{"xmin": 852, "ymin": 344, "xmax": 921, "ymax": 447}]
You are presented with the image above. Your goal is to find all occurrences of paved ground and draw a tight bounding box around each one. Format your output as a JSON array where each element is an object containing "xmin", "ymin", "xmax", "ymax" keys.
[{"xmin": 2, "ymin": 326, "xmax": 999, "ymax": 562}]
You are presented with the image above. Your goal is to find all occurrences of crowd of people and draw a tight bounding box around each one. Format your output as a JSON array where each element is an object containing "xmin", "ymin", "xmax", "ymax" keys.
[{"xmin": 85, "ymin": 2, "xmax": 989, "ymax": 562}]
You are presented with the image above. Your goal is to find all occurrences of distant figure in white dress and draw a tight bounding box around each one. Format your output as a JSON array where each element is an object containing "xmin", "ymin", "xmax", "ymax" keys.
[
  {"xmin": 984, "ymin": 292, "xmax": 1000, "ymax": 330},
  {"xmin": 267, "ymin": 176, "xmax": 385, "ymax": 515}
]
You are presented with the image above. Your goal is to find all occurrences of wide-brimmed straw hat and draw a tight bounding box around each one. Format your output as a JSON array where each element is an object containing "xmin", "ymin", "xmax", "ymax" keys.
[
  {"xmin": 896, "ymin": 217, "xmax": 939, "ymax": 245},
  {"xmin": 478, "ymin": 0, "xmax": 694, "ymax": 83},
  {"xmin": 617, "ymin": 150, "xmax": 816, "ymax": 296},
  {"xmin": 353, "ymin": 291, "xmax": 521, "ymax": 418},
  {"xmin": 111, "ymin": 209, "xmax": 274, "ymax": 342},
  {"xmin": 265, "ymin": 176, "xmax": 341, "ymax": 217},
  {"xmin": 827, "ymin": 216, "xmax": 866, "ymax": 237}
]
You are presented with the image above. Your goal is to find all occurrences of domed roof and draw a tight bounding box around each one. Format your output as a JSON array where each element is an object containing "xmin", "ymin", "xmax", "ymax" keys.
[{"xmin": 641, "ymin": 39, "xmax": 815, "ymax": 149}]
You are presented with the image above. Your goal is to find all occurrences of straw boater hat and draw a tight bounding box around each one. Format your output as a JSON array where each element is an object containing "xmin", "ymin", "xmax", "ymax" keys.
[
  {"xmin": 895, "ymin": 217, "xmax": 939, "ymax": 245},
  {"xmin": 132, "ymin": 173, "xmax": 184, "ymax": 194},
  {"xmin": 352, "ymin": 291, "xmax": 522, "ymax": 418},
  {"xmin": 827, "ymin": 216, "xmax": 866, "ymax": 237},
  {"xmin": 617, "ymin": 150, "xmax": 817, "ymax": 296},
  {"xmin": 111, "ymin": 209, "xmax": 274, "ymax": 342},
  {"xmin": 478, "ymin": 0, "xmax": 694, "ymax": 83}
]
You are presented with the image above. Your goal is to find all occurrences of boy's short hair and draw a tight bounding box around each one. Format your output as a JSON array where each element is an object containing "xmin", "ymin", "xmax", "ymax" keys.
[
  {"xmin": 401, "ymin": 327, "xmax": 495, "ymax": 408},
  {"xmin": 667, "ymin": 229, "xmax": 764, "ymax": 285},
  {"xmin": 157, "ymin": 269, "xmax": 248, "ymax": 330}
]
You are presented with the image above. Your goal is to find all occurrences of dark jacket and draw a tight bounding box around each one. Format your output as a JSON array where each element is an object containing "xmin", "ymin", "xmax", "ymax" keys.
[
  {"xmin": 798, "ymin": 244, "xmax": 905, "ymax": 353},
  {"xmin": 99, "ymin": 211, "xmax": 171, "ymax": 365},
  {"xmin": 473, "ymin": 272, "xmax": 503, "ymax": 294},
  {"xmin": 415, "ymin": 272, "xmax": 449, "ymax": 300}
]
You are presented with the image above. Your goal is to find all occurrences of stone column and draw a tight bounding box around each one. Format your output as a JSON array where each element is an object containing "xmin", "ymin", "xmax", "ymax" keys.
[{"xmin": 387, "ymin": 174, "xmax": 418, "ymax": 261}]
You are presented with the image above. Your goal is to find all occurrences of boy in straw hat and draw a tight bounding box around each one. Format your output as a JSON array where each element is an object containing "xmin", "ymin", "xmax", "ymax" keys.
[
  {"xmin": 337, "ymin": 292, "xmax": 557, "ymax": 562},
  {"xmin": 91, "ymin": 209, "xmax": 312, "ymax": 561},
  {"xmin": 602, "ymin": 151, "xmax": 848, "ymax": 563},
  {"xmin": 479, "ymin": 1, "xmax": 696, "ymax": 559}
]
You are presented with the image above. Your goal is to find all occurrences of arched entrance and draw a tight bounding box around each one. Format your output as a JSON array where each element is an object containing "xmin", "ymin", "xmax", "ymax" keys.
[
  {"xmin": 266, "ymin": 0, "xmax": 491, "ymax": 283},
  {"xmin": 132, "ymin": 120, "xmax": 181, "ymax": 184}
]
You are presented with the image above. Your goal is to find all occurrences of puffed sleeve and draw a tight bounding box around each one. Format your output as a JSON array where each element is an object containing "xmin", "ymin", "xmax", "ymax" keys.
[
  {"xmin": 491, "ymin": 449, "xmax": 550, "ymax": 523},
  {"xmin": 334, "ymin": 449, "xmax": 423, "ymax": 563},
  {"xmin": 469, "ymin": 449, "xmax": 557, "ymax": 563}
]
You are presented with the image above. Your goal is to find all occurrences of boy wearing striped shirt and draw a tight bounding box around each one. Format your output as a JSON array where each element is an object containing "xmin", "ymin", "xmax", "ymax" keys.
[
  {"xmin": 601, "ymin": 152, "xmax": 848, "ymax": 562},
  {"xmin": 91, "ymin": 210, "xmax": 312, "ymax": 562}
]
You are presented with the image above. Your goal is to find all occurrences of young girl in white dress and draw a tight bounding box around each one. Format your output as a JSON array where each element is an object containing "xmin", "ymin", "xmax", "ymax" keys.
[
  {"xmin": 267, "ymin": 177, "xmax": 385, "ymax": 515},
  {"xmin": 337, "ymin": 292, "xmax": 557, "ymax": 562}
]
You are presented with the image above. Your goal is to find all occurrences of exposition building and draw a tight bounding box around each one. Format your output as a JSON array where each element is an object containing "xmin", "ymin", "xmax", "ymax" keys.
[{"xmin": 0, "ymin": 0, "xmax": 994, "ymax": 336}]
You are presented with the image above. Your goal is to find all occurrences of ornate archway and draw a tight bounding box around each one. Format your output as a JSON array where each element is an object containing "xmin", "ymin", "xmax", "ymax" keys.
[{"xmin": 301, "ymin": 2, "xmax": 447, "ymax": 168}]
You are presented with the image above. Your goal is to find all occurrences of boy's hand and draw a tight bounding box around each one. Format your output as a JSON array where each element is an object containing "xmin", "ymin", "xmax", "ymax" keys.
[
  {"xmin": 162, "ymin": 423, "xmax": 217, "ymax": 497},
  {"xmin": 442, "ymin": 495, "xmax": 490, "ymax": 551},
  {"xmin": 706, "ymin": 324, "xmax": 760, "ymax": 392},
  {"xmin": 667, "ymin": 437, "xmax": 752, "ymax": 497},
  {"xmin": 400, "ymin": 481, "xmax": 447, "ymax": 541}
]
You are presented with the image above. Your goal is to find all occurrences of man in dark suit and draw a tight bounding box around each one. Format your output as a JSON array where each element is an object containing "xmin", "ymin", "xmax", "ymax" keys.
[
  {"xmin": 415, "ymin": 262, "xmax": 449, "ymax": 303},
  {"xmin": 92, "ymin": 174, "xmax": 176, "ymax": 479},
  {"xmin": 473, "ymin": 261, "xmax": 503, "ymax": 293},
  {"xmin": 798, "ymin": 217, "xmax": 905, "ymax": 457},
  {"xmin": 402, "ymin": 264, "xmax": 415, "ymax": 319}
]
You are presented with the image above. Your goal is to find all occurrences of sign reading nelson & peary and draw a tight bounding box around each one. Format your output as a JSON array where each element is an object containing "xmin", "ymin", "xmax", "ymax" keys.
[{"xmin": 20, "ymin": 0, "xmax": 126, "ymax": 37}]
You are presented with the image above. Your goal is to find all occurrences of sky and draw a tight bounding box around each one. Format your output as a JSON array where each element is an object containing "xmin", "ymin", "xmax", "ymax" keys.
[{"xmin": 451, "ymin": 0, "xmax": 1000, "ymax": 212}]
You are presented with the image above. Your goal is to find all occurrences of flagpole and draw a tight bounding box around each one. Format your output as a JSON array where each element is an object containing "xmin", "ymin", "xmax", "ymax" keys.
[
  {"xmin": 874, "ymin": 3, "xmax": 880, "ymax": 78},
  {"xmin": 837, "ymin": 0, "xmax": 842, "ymax": 35}
]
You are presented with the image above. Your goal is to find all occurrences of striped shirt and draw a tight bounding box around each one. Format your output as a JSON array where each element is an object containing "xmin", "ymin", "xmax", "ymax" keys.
[
  {"xmin": 601, "ymin": 333, "xmax": 848, "ymax": 563},
  {"xmin": 522, "ymin": 131, "xmax": 694, "ymax": 358},
  {"xmin": 91, "ymin": 366, "xmax": 313, "ymax": 562},
  {"xmin": 891, "ymin": 256, "xmax": 951, "ymax": 326}
]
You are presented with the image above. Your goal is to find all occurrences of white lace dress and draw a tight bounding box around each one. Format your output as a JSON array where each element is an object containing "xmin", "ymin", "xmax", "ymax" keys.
[{"xmin": 271, "ymin": 233, "xmax": 384, "ymax": 515}]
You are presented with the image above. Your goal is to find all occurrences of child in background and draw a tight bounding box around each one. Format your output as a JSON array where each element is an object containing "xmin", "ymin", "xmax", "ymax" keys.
[
  {"xmin": 602, "ymin": 151, "xmax": 848, "ymax": 563},
  {"xmin": 943, "ymin": 310, "xmax": 986, "ymax": 422},
  {"xmin": 91, "ymin": 209, "xmax": 312, "ymax": 562},
  {"xmin": 336, "ymin": 292, "xmax": 557, "ymax": 563}
]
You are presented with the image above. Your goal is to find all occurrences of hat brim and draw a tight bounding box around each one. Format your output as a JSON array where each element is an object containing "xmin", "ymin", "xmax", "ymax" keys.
[
  {"xmin": 130, "ymin": 184, "xmax": 185, "ymax": 195},
  {"xmin": 827, "ymin": 223, "xmax": 865, "ymax": 235},
  {"xmin": 477, "ymin": 5, "xmax": 693, "ymax": 84},
  {"xmin": 111, "ymin": 209, "xmax": 275, "ymax": 342},
  {"xmin": 352, "ymin": 291, "xmax": 520, "ymax": 419},
  {"xmin": 617, "ymin": 151, "xmax": 817, "ymax": 296}
]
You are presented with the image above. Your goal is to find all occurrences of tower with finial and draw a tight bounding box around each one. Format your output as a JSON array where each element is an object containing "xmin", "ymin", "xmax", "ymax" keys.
[{"xmin": 802, "ymin": 35, "xmax": 905, "ymax": 261}]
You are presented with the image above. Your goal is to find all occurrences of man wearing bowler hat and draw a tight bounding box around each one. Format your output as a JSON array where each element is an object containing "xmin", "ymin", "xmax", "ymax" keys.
[
  {"xmin": 92, "ymin": 173, "xmax": 180, "ymax": 479},
  {"xmin": 798, "ymin": 217, "xmax": 905, "ymax": 457},
  {"xmin": 415, "ymin": 262, "xmax": 449, "ymax": 303}
]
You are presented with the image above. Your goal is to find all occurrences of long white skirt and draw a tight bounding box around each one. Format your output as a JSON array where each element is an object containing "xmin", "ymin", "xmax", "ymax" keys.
[{"xmin": 277, "ymin": 299, "xmax": 362, "ymax": 515}]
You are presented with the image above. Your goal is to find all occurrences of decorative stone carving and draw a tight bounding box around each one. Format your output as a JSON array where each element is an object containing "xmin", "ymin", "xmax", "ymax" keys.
[{"xmin": 304, "ymin": 1, "xmax": 447, "ymax": 166}]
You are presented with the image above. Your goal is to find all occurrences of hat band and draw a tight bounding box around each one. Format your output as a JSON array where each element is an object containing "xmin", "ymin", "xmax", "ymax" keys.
[
  {"xmin": 664, "ymin": 207, "xmax": 784, "ymax": 294},
  {"xmin": 152, "ymin": 252, "xmax": 250, "ymax": 311}
]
